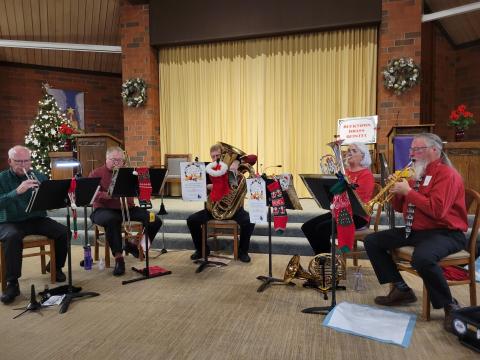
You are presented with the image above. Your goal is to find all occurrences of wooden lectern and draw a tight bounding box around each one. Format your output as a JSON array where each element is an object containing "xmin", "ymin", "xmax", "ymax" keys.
[
  {"xmin": 74, "ymin": 133, "xmax": 123, "ymax": 176},
  {"xmin": 386, "ymin": 124, "xmax": 435, "ymax": 171},
  {"xmin": 49, "ymin": 151, "xmax": 75, "ymax": 180}
]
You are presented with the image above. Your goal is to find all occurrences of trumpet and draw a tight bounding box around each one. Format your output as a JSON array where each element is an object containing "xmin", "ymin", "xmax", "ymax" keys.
[
  {"xmin": 362, "ymin": 161, "xmax": 414, "ymax": 215},
  {"xmin": 23, "ymin": 168, "xmax": 40, "ymax": 212}
]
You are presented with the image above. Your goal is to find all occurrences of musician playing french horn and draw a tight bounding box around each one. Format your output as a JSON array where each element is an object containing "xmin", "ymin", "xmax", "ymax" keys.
[
  {"xmin": 364, "ymin": 133, "xmax": 467, "ymax": 333},
  {"xmin": 187, "ymin": 143, "xmax": 255, "ymax": 263},
  {"xmin": 0, "ymin": 145, "xmax": 69, "ymax": 304},
  {"xmin": 89, "ymin": 146, "xmax": 162, "ymax": 276},
  {"xmin": 301, "ymin": 142, "xmax": 375, "ymax": 254}
]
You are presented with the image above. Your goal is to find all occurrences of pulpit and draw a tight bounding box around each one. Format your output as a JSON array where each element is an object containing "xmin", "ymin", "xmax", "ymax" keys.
[{"xmin": 74, "ymin": 133, "xmax": 123, "ymax": 176}]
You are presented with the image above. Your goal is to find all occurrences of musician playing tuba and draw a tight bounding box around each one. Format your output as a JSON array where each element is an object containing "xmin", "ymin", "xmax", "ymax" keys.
[
  {"xmin": 89, "ymin": 146, "xmax": 163, "ymax": 276},
  {"xmin": 364, "ymin": 133, "xmax": 468, "ymax": 334},
  {"xmin": 301, "ymin": 142, "xmax": 375, "ymax": 254},
  {"xmin": 0, "ymin": 145, "xmax": 69, "ymax": 305},
  {"xmin": 187, "ymin": 143, "xmax": 256, "ymax": 263}
]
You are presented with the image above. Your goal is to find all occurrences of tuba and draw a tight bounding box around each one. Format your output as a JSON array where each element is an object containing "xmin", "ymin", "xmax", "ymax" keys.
[{"xmin": 206, "ymin": 142, "xmax": 255, "ymax": 220}]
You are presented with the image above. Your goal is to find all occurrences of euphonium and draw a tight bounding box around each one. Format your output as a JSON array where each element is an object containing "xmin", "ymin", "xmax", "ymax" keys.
[
  {"xmin": 362, "ymin": 161, "xmax": 414, "ymax": 215},
  {"xmin": 206, "ymin": 142, "xmax": 255, "ymax": 220}
]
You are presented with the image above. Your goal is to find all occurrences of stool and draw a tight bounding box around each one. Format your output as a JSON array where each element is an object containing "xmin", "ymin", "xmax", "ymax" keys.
[
  {"xmin": 93, "ymin": 221, "xmax": 144, "ymax": 268},
  {"xmin": 201, "ymin": 220, "xmax": 239, "ymax": 260},
  {"xmin": 1, "ymin": 235, "xmax": 56, "ymax": 292}
]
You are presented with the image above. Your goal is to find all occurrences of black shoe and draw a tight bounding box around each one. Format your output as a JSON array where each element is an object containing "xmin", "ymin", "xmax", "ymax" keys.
[
  {"xmin": 190, "ymin": 249, "xmax": 210, "ymax": 260},
  {"xmin": 374, "ymin": 286, "xmax": 417, "ymax": 306},
  {"xmin": 239, "ymin": 252, "xmax": 251, "ymax": 263},
  {"xmin": 444, "ymin": 298, "xmax": 461, "ymax": 333},
  {"xmin": 55, "ymin": 269, "xmax": 67, "ymax": 282},
  {"xmin": 113, "ymin": 258, "xmax": 125, "ymax": 276},
  {"xmin": 46, "ymin": 262, "xmax": 66, "ymax": 282},
  {"xmin": 1, "ymin": 282, "xmax": 20, "ymax": 305},
  {"xmin": 124, "ymin": 242, "xmax": 140, "ymax": 258}
]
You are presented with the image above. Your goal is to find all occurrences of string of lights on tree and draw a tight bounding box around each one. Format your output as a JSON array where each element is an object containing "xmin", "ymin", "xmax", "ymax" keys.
[{"xmin": 24, "ymin": 83, "xmax": 72, "ymax": 177}]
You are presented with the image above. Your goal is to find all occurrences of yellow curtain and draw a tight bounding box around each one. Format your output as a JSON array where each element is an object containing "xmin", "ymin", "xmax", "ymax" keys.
[{"xmin": 159, "ymin": 27, "xmax": 377, "ymax": 197}]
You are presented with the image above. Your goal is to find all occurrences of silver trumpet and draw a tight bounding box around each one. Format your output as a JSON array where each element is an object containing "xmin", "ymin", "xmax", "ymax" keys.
[{"xmin": 23, "ymin": 168, "xmax": 40, "ymax": 213}]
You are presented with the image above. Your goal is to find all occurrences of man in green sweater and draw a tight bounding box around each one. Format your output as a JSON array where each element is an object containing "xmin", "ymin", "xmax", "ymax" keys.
[{"xmin": 0, "ymin": 146, "xmax": 69, "ymax": 304}]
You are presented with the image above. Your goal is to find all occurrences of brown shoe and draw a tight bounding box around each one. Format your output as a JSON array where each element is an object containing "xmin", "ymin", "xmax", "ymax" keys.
[
  {"xmin": 374, "ymin": 287, "xmax": 417, "ymax": 306},
  {"xmin": 444, "ymin": 299, "xmax": 461, "ymax": 333}
]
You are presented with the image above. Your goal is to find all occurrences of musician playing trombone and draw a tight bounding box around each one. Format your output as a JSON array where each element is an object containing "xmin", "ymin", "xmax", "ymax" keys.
[
  {"xmin": 0, "ymin": 145, "xmax": 69, "ymax": 304},
  {"xmin": 89, "ymin": 146, "xmax": 162, "ymax": 276},
  {"xmin": 301, "ymin": 142, "xmax": 375, "ymax": 254},
  {"xmin": 364, "ymin": 133, "xmax": 467, "ymax": 333}
]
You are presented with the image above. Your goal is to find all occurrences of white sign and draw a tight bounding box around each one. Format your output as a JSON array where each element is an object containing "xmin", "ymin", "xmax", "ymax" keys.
[
  {"xmin": 180, "ymin": 162, "xmax": 207, "ymax": 201},
  {"xmin": 337, "ymin": 115, "xmax": 378, "ymax": 144},
  {"xmin": 246, "ymin": 177, "xmax": 268, "ymax": 224}
]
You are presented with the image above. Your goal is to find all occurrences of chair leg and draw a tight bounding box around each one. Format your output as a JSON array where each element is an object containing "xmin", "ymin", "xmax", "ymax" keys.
[
  {"xmin": 94, "ymin": 227, "xmax": 100, "ymax": 261},
  {"xmin": 105, "ymin": 238, "xmax": 110, "ymax": 268},
  {"xmin": 40, "ymin": 245, "xmax": 47, "ymax": 274},
  {"xmin": 422, "ymin": 285, "xmax": 431, "ymax": 321},
  {"xmin": 470, "ymin": 280, "xmax": 477, "ymax": 307},
  {"xmin": 352, "ymin": 241, "xmax": 358, "ymax": 267},
  {"xmin": 201, "ymin": 224, "xmax": 207, "ymax": 258},
  {"xmin": 233, "ymin": 226, "xmax": 238, "ymax": 260},
  {"xmin": 49, "ymin": 240, "xmax": 57, "ymax": 284},
  {"xmin": 0, "ymin": 246, "xmax": 6, "ymax": 292}
]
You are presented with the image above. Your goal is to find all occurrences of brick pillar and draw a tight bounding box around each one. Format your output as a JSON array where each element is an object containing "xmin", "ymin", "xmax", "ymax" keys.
[
  {"xmin": 377, "ymin": 0, "xmax": 422, "ymax": 150},
  {"xmin": 120, "ymin": 0, "xmax": 160, "ymax": 166}
]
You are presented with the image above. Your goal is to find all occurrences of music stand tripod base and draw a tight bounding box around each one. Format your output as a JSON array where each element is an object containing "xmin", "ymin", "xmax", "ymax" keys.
[
  {"xmin": 194, "ymin": 258, "xmax": 227, "ymax": 273},
  {"xmin": 256, "ymin": 275, "xmax": 293, "ymax": 293}
]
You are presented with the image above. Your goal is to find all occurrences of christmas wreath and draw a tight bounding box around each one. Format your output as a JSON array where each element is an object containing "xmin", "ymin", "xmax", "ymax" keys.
[
  {"xmin": 121, "ymin": 78, "xmax": 147, "ymax": 107},
  {"xmin": 383, "ymin": 57, "xmax": 420, "ymax": 95}
]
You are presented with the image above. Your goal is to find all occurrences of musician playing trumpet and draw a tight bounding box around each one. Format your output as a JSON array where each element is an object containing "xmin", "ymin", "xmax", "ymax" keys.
[
  {"xmin": 301, "ymin": 142, "xmax": 375, "ymax": 254},
  {"xmin": 0, "ymin": 146, "xmax": 69, "ymax": 304},
  {"xmin": 364, "ymin": 133, "xmax": 467, "ymax": 333},
  {"xmin": 89, "ymin": 146, "xmax": 162, "ymax": 276}
]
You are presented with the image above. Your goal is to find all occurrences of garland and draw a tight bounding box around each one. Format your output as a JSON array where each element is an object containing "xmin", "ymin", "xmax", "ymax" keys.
[
  {"xmin": 121, "ymin": 78, "xmax": 147, "ymax": 107},
  {"xmin": 383, "ymin": 58, "xmax": 420, "ymax": 95}
]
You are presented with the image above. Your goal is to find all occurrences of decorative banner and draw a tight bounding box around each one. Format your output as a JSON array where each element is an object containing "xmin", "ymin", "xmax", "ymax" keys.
[
  {"xmin": 180, "ymin": 162, "xmax": 207, "ymax": 201},
  {"xmin": 246, "ymin": 177, "xmax": 267, "ymax": 224},
  {"xmin": 337, "ymin": 115, "xmax": 378, "ymax": 144},
  {"xmin": 47, "ymin": 88, "xmax": 85, "ymax": 131}
]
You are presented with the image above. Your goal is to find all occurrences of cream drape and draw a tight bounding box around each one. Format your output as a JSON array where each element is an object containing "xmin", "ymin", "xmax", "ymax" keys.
[{"xmin": 159, "ymin": 27, "xmax": 377, "ymax": 197}]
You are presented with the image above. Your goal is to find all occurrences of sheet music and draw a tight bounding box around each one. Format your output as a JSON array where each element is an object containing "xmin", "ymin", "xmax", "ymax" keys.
[{"xmin": 180, "ymin": 162, "xmax": 207, "ymax": 201}]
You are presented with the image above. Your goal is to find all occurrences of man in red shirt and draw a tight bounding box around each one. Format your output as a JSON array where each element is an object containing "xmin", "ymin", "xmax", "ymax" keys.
[
  {"xmin": 365, "ymin": 133, "xmax": 467, "ymax": 332},
  {"xmin": 89, "ymin": 146, "xmax": 162, "ymax": 276}
]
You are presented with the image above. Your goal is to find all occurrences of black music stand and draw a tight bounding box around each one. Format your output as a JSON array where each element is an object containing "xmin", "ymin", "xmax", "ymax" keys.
[
  {"xmin": 256, "ymin": 178, "xmax": 296, "ymax": 292},
  {"xmin": 27, "ymin": 178, "xmax": 101, "ymax": 314},
  {"xmin": 13, "ymin": 284, "xmax": 52, "ymax": 319},
  {"xmin": 113, "ymin": 168, "xmax": 172, "ymax": 285},
  {"xmin": 299, "ymin": 174, "xmax": 367, "ymax": 315}
]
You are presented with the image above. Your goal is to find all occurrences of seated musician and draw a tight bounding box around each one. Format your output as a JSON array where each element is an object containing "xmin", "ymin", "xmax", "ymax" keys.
[
  {"xmin": 364, "ymin": 133, "xmax": 467, "ymax": 333},
  {"xmin": 301, "ymin": 142, "xmax": 375, "ymax": 254},
  {"xmin": 187, "ymin": 143, "xmax": 255, "ymax": 263},
  {"xmin": 0, "ymin": 146, "xmax": 68, "ymax": 304},
  {"xmin": 89, "ymin": 146, "xmax": 162, "ymax": 276}
]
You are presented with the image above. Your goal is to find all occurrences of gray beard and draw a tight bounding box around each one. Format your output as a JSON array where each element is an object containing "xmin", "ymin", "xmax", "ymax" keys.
[{"xmin": 412, "ymin": 159, "xmax": 427, "ymax": 181}]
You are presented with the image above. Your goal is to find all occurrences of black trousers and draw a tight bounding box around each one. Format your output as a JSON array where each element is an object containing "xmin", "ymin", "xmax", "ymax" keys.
[
  {"xmin": 0, "ymin": 217, "xmax": 69, "ymax": 282},
  {"xmin": 364, "ymin": 228, "xmax": 466, "ymax": 309},
  {"xmin": 90, "ymin": 207, "xmax": 162, "ymax": 256},
  {"xmin": 301, "ymin": 212, "xmax": 368, "ymax": 255},
  {"xmin": 187, "ymin": 208, "xmax": 255, "ymax": 254}
]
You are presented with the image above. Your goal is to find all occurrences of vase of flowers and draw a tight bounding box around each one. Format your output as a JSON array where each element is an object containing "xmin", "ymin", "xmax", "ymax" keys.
[
  {"xmin": 58, "ymin": 123, "xmax": 76, "ymax": 151},
  {"xmin": 448, "ymin": 104, "xmax": 475, "ymax": 142}
]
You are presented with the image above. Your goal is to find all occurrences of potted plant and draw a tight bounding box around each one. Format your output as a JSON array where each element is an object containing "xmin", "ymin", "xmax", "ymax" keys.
[
  {"xmin": 448, "ymin": 104, "xmax": 475, "ymax": 141},
  {"xmin": 58, "ymin": 123, "xmax": 77, "ymax": 151}
]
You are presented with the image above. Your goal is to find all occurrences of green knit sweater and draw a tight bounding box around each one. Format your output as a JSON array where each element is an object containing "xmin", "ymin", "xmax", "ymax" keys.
[{"xmin": 0, "ymin": 168, "xmax": 47, "ymax": 223}]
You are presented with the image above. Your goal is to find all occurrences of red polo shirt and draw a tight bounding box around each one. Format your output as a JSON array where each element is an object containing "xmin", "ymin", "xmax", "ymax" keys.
[
  {"xmin": 89, "ymin": 165, "xmax": 135, "ymax": 210},
  {"xmin": 392, "ymin": 159, "xmax": 468, "ymax": 232}
]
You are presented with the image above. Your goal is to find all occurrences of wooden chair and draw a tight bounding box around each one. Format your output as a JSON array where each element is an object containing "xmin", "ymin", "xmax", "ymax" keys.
[
  {"xmin": 164, "ymin": 153, "xmax": 191, "ymax": 196},
  {"xmin": 394, "ymin": 188, "xmax": 480, "ymax": 320},
  {"xmin": 201, "ymin": 220, "xmax": 240, "ymax": 260},
  {"xmin": 342, "ymin": 183, "xmax": 383, "ymax": 275},
  {"xmin": 1, "ymin": 235, "xmax": 56, "ymax": 292},
  {"xmin": 93, "ymin": 221, "xmax": 144, "ymax": 268}
]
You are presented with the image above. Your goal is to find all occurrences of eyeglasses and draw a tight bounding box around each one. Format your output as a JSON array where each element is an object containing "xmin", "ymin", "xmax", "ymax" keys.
[
  {"xmin": 107, "ymin": 158, "xmax": 124, "ymax": 163},
  {"xmin": 12, "ymin": 159, "xmax": 32, "ymax": 164},
  {"xmin": 409, "ymin": 146, "xmax": 430, "ymax": 153}
]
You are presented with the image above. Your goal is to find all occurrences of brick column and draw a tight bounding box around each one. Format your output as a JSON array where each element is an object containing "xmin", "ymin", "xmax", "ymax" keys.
[
  {"xmin": 377, "ymin": 0, "xmax": 423, "ymax": 150},
  {"xmin": 120, "ymin": 0, "xmax": 160, "ymax": 166}
]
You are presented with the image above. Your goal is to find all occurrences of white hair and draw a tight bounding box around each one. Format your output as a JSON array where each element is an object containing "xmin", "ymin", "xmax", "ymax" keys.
[
  {"xmin": 415, "ymin": 133, "xmax": 452, "ymax": 167},
  {"xmin": 106, "ymin": 146, "xmax": 124, "ymax": 158},
  {"xmin": 350, "ymin": 142, "xmax": 372, "ymax": 168},
  {"xmin": 8, "ymin": 145, "xmax": 30, "ymax": 159}
]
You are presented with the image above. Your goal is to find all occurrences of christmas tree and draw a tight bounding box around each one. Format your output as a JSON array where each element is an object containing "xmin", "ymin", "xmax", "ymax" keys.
[{"xmin": 24, "ymin": 83, "xmax": 71, "ymax": 177}]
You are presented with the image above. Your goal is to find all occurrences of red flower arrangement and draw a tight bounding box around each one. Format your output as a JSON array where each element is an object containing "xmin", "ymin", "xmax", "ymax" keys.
[
  {"xmin": 58, "ymin": 123, "xmax": 77, "ymax": 140},
  {"xmin": 449, "ymin": 104, "xmax": 475, "ymax": 130}
]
